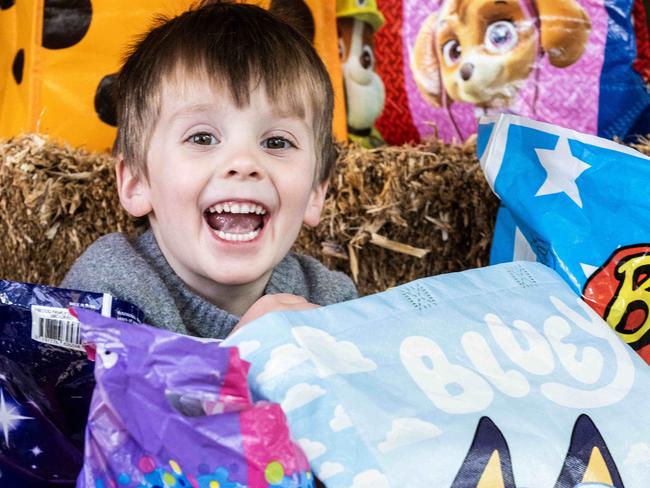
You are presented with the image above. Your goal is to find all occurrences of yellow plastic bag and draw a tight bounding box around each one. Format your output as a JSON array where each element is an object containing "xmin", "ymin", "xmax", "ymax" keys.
[{"xmin": 0, "ymin": 0, "xmax": 345, "ymax": 153}]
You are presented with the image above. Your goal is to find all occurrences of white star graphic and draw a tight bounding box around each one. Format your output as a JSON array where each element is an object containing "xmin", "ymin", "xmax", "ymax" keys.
[
  {"xmin": 30, "ymin": 446, "xmax": 43, "ymax": 456},
  {"xmin": 0, "ymin": 388, "xmax": 33, "ymax": 447},
  {"xmin": 534, "ymin": 136, "xmax": 591, "ymax": 208}
]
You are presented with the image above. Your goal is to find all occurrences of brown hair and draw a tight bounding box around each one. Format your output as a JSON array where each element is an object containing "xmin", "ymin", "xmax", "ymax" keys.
[{"xmin": 113, "ymin": 1, "xmax": 336, "ymax": 184}]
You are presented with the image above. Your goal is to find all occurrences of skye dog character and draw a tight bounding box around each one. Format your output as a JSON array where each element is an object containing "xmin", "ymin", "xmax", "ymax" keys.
[{"xmin": 411, "ymin": 0, "xmax": 591, "ymax": 109}]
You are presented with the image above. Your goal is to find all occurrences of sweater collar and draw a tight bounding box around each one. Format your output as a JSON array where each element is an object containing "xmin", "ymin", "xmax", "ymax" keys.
[{"xmin": 136, "ymin": 229, "xmax": 300, "ymax": 336}]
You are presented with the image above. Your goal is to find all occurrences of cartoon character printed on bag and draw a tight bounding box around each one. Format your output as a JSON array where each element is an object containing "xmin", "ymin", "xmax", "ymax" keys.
[
  {"xmin": 336, "ymin": 0, "xmax": 386, "ymax": 148},
  {"xmin": 583, "ymin": 244, "xmax": 650, "ymax": 363},
  {"xmin": 452, "ymin": 415, "xmax": 623, "ymax": 487},
  {"xmin": 410, "ymin": 0, "xmax": 591, "ymax": 138}
]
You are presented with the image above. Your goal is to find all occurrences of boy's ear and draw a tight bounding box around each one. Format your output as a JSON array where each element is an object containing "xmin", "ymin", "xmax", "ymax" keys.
[
  {"xmin": 115, "ymin": 158, "xmax": 152, "ymax": 217},
  {"xmin": 303, "ymin": 180, "xmax": 329, "ymax": 228}
]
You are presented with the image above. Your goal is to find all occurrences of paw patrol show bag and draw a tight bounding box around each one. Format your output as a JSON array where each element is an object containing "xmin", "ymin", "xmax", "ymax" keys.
[
  {"xmin": 363, "ymin": 0, "xmax": 650, "ymax": 144},
  {"xmin": 224, "ymin": 261, "xmax": 650, "ymax": 488},
  {"xmin": 479, "ymin": 113, "xmax": 650, "ymax": 365}
]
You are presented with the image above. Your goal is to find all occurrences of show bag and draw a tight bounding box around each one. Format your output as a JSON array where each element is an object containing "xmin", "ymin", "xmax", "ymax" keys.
[
  {"xmin": 0, "ymin": 0, "xmax": 345, "ymax": 152},
  {"xmin": 367, "ymin": 0, "xmax": 650, "ymax": 144},
  {"xmin": 479, "ymin": 113, "xmax": 650, "ymax": 364},
  {"xmin": 224, "ymin": 261, "xmax": 650, "ymax": 488},
  {"xmin": 0, "ymin": 280, "xmax": 143, "ymax": 487},
  {"xmin": 75, "ymin": 308, "xmax": 314, "ymax": 488}
]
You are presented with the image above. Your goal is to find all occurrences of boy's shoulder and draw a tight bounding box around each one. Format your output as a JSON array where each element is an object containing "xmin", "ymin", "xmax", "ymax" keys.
[
  {"xmin": 61, "ymin": 231, "xmax": 190, "ymax": 334},
  {"xmin": 268, "ymin": 252, "xmax": 358, "ymax": 305},
  {"xmin": 62, "ymin": 232, "xmax": 145, "ymax": 292}
]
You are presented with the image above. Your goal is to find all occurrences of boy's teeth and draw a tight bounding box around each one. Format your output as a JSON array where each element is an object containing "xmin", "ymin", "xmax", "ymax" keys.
[
  {"xmin": 209, "ymin": 203, "xmax": 266, "ymax": 215},
  {"xmin": 216, "ymin": 229, "xmax": 260, "ymax": 242}
]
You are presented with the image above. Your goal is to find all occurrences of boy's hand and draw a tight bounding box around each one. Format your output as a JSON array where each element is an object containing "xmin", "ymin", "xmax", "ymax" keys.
[{"xmin": 231, "ymin": 294, "xmax": 319, "ymax": 334}]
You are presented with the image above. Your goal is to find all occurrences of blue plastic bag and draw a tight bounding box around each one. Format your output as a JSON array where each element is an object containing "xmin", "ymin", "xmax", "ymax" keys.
[
  {"xmin": 478, "ymin": 113, "xmax": 650, "ymax": 364},
  {"xmin": 224, "ymin": 261, "xmax": 650, "ymax": 487},
  {"xmin": 0, "ymin": 280, "xmax": 143, "ymax": 487}
]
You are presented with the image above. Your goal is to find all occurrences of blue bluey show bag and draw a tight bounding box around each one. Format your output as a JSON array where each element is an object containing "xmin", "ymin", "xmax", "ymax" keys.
[
  {"xmin": 223, "ymin": 262, "xmax": 650, "ymax": 488},
  {"xmin": 478, "ymin": 113, "xmax": 650, "ymax": 365},
  {"xmin": 0, "ymin": 280, "xmax": 143, "ymax": 487}
]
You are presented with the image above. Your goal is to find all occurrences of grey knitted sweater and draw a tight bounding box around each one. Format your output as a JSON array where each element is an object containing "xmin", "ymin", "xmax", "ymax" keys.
[{"xmin": 61, "ymin": 230, "xmax": 357, "ymax": 339}]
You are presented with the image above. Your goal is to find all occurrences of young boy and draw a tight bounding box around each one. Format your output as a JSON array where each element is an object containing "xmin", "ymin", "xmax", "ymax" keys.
[{"xmin": 61, "ymin": 1, "xmax": 357, "ymax": 339}]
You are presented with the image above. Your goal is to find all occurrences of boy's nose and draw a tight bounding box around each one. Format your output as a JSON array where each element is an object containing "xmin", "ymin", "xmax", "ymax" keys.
[
  {"xmin": 226, "ymin": 166, "xmax": 260, "ymax": 179},
  {"xmin": 222, "ymin": 153, "xmax": 263, "ymax": 180}
]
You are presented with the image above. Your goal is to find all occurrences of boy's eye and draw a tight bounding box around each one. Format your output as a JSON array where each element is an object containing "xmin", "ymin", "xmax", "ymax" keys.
[
  {"xmin": 187, "ymin": 132, "xmax": 218, "ymax": 145},
  {"xmin": 263, "ymin": 137, "xmax": 295, "ymax": 150}
]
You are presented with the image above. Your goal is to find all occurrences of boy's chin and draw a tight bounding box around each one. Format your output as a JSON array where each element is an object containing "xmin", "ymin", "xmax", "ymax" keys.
[
  {"xmin": 215, "ymin": 275, "xmax": 262, "ymax": 286},
  {"xmin": 205, "ymin": 266, "xmax": 272, "ymax": 288}
]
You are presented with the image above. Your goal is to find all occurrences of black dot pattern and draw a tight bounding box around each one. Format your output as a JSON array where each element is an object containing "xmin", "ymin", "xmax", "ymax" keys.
[
  {"xmin": 94, "ymin": 73, "xmax": 117, "ymax": 127},
  {"xmin": 12, "ymin": 49, "xmax": 24, "ymax": 84},
  {"xmin": 1, "ymin": 0, "xmax": 16, "ymax": 10},
  {"xmin": 269, "ymin": 0, "xmax": 315, "ymax": 43},
  {"xmin": 42, "ymin": 0, "xmax": 92, "ymax": 50}
]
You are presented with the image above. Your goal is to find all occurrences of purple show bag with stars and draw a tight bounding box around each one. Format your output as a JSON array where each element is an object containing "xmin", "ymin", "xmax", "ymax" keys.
[
  {"xmin": 0, "ymin": 280, "xmax": 143, "ymax": 487},
  {"xmin": 477, "ymin": 113, "xmax": 650, "ymax": 364}
]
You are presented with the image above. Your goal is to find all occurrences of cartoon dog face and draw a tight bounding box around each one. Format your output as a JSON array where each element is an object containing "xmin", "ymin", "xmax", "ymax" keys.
[
  {"xmin": 411, "ymin": 0, "xmax": 591, "ymax": 108},
  {"xmin": 338, "ymin": 16, "xmax": 386, "ymax": 132}
]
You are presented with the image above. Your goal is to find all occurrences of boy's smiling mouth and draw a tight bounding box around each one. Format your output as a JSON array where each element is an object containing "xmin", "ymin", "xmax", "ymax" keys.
[{"xmin": 204, "ymin": 200, "xmax": 268, "ymax": 242}]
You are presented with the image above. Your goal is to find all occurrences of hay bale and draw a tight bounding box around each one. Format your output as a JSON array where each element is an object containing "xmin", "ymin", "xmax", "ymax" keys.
[
  {"xmin": 294, "ymin": 140, "xmax": 499, "ymax": 295},
  {"xmin": 0, "ymin": 134, "xmax": 144, "ymax": 285},
  {"xmin": 1, "ymin": 133, "xmax": 498, "ymax": 294}
]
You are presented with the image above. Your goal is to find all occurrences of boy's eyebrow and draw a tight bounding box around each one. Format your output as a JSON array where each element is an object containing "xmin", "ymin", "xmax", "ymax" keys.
[
  {"xmin": 169, "ymin": 103, "xmax": 302, "ymax": 119},
  {"xmin": 169, "ymin": 103, "xmax": 217, "ymax": 119},
  {"xmin": 270, "ymin": 104, "xmax": 306, "ymax": 121},
  {"xmin": 166, "ymin": 100, "xmax": 310, "ymax": 128}
]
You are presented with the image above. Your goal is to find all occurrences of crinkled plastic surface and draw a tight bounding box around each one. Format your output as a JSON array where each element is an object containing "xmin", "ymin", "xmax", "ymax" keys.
[
  {"xmin": 224, "ymin": 261, "xmax": 650, "ymax": 487},
  {"xmin": 0, "ymin": 280, "xmax": 143, "ymax": 487},
  {"xmin": 479, "ymin": 113, "xmax": 650, "ymax": 364},
  {"xmin": 0, "ymin": 1, "xmax": 346, "ymax": 151},
  {"xmin": 75, "ymin": 308, "xmax": 314, "ymax": 488}
]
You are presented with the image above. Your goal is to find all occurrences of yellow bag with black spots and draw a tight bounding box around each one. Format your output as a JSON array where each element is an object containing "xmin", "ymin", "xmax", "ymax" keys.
[{"xmin": 0, "ymin": 0, "xmax": 345, "ymax": 152}]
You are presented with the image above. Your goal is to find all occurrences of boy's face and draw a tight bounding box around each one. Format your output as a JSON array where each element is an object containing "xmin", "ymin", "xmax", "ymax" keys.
[{"xmin": 118, "ymin": 75, "xmax": 327, "ymax": 301}]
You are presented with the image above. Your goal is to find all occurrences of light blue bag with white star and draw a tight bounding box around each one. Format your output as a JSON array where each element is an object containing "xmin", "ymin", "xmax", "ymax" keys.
[{"xmin": 478, "ymin": 114, "xmax": 650, "ymax": 363}]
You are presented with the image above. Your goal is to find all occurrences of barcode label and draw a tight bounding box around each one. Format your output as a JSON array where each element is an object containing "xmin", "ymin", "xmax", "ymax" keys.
[{"xmin": 31, "ymin": 305, "xmax": 84, "ymax": 351}]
